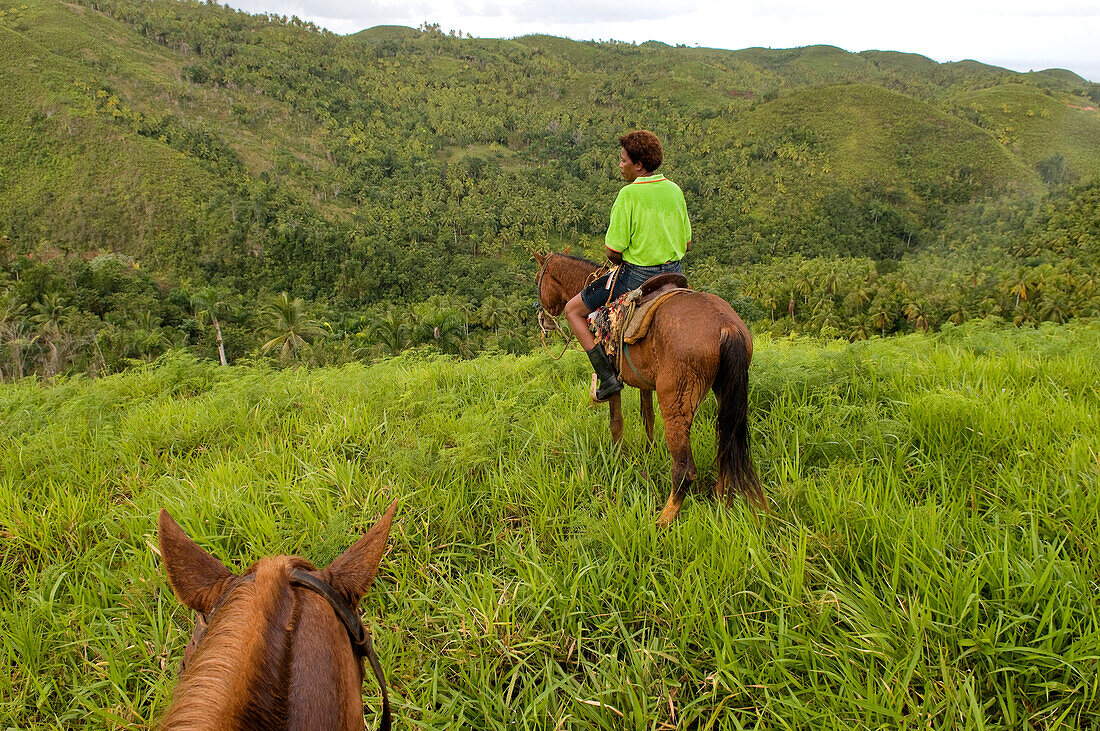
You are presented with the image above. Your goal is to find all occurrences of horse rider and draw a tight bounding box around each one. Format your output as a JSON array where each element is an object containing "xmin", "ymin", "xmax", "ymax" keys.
[{"xmin": 564, "ymin": 129, "xmax": 693, "ymax": 401}]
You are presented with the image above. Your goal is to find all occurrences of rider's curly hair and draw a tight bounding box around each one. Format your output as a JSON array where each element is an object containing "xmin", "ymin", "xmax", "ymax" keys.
[{"xmin": 619, "ymin": 130, "xmax": 663, "ymax": 173}]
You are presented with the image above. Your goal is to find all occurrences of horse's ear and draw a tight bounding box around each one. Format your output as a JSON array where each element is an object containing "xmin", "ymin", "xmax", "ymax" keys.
[
  {"xmin": 531, "ymin": 249, "xmax": 546, "ymax": 265},
  {"xmin": 324, "ymin": 499, "xmax": 398, "ymax": 603},
  {"xmin": 158, "ymin": 509, "xmax": 234, "ymax": 614},
  {"xmin": 563, "ymin": 245, "xmax": 573, "ymax": 256}
]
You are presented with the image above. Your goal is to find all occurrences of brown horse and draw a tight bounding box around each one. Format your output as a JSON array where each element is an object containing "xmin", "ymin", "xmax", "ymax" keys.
[
  {"xmin": 534, "ymin": 251, "xmax": 764, "ymax": 524},
  {"xmin": 157, "ymin": 501, "xmax": 398, "ymax": 730}
]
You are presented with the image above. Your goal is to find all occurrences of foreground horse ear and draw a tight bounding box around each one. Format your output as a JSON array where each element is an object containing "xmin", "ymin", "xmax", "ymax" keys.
[
  {"xmin": 158, "ymin": 509, "xmax": 234, "ymax": 614},
  {"xmin": 324, "ymin": 499, "xmax": 398, "ymax": 603},
  {"xmin": 531, "ymin": 249, "xmax": 546, "ymax": 265}
]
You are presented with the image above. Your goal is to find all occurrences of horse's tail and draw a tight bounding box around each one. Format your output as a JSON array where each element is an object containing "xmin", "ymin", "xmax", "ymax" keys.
[{"xmin": 713, "ymin": 327, "xmax": 765, "ymax": 509}]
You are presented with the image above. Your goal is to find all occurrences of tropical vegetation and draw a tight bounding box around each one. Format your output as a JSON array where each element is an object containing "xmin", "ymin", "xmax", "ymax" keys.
[{"xmin": 1, "ymin": 0, "xmax": 1098, "ymax": 378}]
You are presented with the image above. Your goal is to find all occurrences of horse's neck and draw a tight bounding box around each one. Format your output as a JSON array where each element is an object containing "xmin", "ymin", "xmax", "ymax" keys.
[
  {"xmin": 555, "ymin": 258, "xmax": 600, "ymax": 298},
  {"xmin": 161, "ymin": 560, "xmax": 358, "ymax": 730}
]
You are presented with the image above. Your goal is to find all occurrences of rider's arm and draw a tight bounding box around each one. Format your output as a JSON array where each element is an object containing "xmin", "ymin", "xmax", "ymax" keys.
[{"xmin": 605, "ymin": 189, "xmax": 629, "ymax": 266}]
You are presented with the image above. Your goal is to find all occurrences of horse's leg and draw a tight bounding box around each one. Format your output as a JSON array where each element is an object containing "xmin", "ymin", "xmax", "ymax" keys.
[
  {"xmin": 640, "ymin": 389, "xmax": 655, "ymax": 447},
  {"xmin": 656, "ymin": 412, "xmax": 694, "ymax": 526},
  {"xmin": 655, "ymin": 379, "xmax": 708, "ymax": 527},
  {"xmin": 608, "ymin": 391, "xmax": 624, "ymax": 445}
]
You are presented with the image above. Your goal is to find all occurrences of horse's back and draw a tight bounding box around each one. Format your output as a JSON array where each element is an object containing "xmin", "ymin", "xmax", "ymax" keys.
[{"xmin": 652, "ymin": 291, "xmax": 751, "ymax": 359}]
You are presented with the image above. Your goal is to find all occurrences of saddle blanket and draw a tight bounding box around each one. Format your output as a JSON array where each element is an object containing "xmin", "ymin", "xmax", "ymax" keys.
[
  {"xmin": 587, "ymin": 289, "xmax": 636, "ymax": 362},
  {"xmin": 587, "ymin": 285, "xmax": 692, "ymax": 367}
]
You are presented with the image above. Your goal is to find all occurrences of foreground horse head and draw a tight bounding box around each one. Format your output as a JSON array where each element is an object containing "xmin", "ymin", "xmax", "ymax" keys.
[
  {"xmin": 158, "ymin": 500, "xmax": 398, "ymax": 730},
  {"xmin": 535, "ymin": 251, "xmax": 764, "ymax": 524}
]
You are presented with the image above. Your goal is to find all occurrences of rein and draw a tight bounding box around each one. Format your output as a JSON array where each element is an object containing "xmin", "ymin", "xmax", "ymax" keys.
[{"xmin": 180, "ymin": 570, "xmax": 391, "ymax": 731}]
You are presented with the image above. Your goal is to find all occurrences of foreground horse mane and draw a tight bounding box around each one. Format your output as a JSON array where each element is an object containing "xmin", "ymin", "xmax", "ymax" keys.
[{"xmin": 162, "ymin": 557, "xmax": 317, "ymax": 729}]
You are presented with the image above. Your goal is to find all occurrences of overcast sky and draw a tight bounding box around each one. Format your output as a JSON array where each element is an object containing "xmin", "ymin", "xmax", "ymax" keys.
[{"xmin": 225, "ymin": 0, "xmax": 1099, "ymax": 83}]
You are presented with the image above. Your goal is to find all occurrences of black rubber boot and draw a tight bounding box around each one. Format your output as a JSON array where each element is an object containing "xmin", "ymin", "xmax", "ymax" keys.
[{"xmin": 586, "ymin": 344, "xmax": 624, "ymax": 402}]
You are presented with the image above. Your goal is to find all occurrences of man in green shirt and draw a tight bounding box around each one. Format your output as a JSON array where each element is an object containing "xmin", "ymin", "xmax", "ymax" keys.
[{"xmin": 565, "ymin": 129, "xmax": 692, "ymax": 401}]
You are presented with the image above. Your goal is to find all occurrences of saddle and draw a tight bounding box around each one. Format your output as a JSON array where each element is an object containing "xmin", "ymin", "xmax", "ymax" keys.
[
  {"xmin": 587, "ymin": 273, "xmax": 691, "ymax": 369},
  {"xmin": 624, "ymin": 285, "xmax": 692, "ymax": 344},
  {"xmin": 636, "ymin": 272, "xmax": 688, "ymax": 300}
]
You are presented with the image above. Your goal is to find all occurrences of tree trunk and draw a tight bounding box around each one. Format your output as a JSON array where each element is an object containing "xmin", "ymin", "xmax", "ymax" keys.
[{"xmin": 214, "ymin": 318, "xmax": 227, "ymax": 366}]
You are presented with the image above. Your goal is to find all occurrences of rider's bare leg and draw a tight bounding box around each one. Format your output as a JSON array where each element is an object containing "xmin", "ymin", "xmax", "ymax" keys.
[{"xmin": 565, "ymin": 292, "xmax": 596, "ymax": 351}]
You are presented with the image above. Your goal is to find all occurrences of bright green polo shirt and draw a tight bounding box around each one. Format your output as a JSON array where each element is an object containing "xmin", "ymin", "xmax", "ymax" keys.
[{"xmin": 604, "ymin": 174, "xmax": 691, "ymax": 266}]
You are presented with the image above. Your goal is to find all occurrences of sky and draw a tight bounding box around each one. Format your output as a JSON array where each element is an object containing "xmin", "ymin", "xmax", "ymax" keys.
[{"xmin": 224, "ymin": 0, "xmax": 1100, "ymax": 82}]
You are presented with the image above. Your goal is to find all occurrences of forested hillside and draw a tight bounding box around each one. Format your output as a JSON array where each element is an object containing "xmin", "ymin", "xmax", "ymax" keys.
[{"xmin": 1, "ymin": 0, "xmax": 1098, "ymax": 378}]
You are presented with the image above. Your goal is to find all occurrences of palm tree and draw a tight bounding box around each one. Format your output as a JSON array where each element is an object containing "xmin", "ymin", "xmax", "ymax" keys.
[
  {"xmin": 903, "ymin": 300, "xmax": 930, "ymax": 332},
  {"xmin": 810, "ymin": 289, "xmax": 836, "ymax": 328},
  {"xmin": 843, "ymin": 280, "xmax": 874, "ymax": 315},
  {"xmin": 128, "ymin": 311, "xmax": 171, "ymax": 362},
  {"xmin": 848, "ymin": 321, "xmax": 871, "ymax": 341},
  {"xmin": 413, "ymin": 304, "xmax": 470, "ymax": 357},
  {"xmin": 478, "ymin": 295, "xmax": 505, "ymax": 332},
  {"xmin": 190, "ymin": 286, "xmax": 231, "ymax": 366},
  {"xmin": 1040, "ymin": 291, "xmax": 1071, "ymax": 324},
  {"xmin": 0, "ymin": 289, "xmax": 29, "ymax": 381},
  {"xmin": 365, "ymin": 309, "xmax": 413, "ymax": 356},
  {"xmin": 260, "ymin": 292, "xmax": 324, "ymax": 362},
  {"xmin": 754, "ymin": 288, "xmax": 778, "ymax": 322},
  {"xmin": 503, "ymin": 293, "xmax": 531, "ymax": 328},
  {"xmin": 869, "ymin": 299, "xmax": 895, "ymax": 337},
  {"xmin": 30, "ymin": 292, "xmax": 76, "ymax": 376},
  {"xmin": 30, "ymin": 292, "xmax": 71, "ymax": 338},
  {"xmin": 818, "ymin": 260, "xmax": 842, "ymax": 296},
  {"xmin": 1005, "ymin": 267, "xmax": 1035, "ymax": 309}
]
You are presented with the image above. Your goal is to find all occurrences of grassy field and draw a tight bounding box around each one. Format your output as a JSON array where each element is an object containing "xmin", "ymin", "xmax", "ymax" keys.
[{"xmin": 2, "ymin": 320, "xmax": 1098, "ymax": 729}]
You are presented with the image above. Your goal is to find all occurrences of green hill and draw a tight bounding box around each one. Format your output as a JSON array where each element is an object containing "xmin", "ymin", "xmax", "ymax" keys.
[
  {"xmin": 0, "ymin": 0, "xmax": 341, "ymax": 274},
  {"xmin": 0, "ymin": 9, "xmax": 230, "ymax": 265},
  {"xmin": 352, "ymin": 24, "xmax": 420, "ymax": 41},
  {"xmin": 859, "ymin": 49, "xmax": 940, "ymax": 74},
  {"xmin": 1036, "ymin": 68, "xmax": 1087, "ymax": 83},
  {"xmin": 2, "ymin": 0, "xmax": 1094, "ymax": 285},
  {"xmin": 945, "ymin": 59, "xmax": 1015, "ymax": 76},
  {"xmin": 674, "ymin": 83, "xmax": 1044, "ymax": 260},
  {"xmin": 737, "ymin": 83, "xmax": 1041, "ymax": 193},
  {"xmin": 1, "ymin": 0, "xmax": 1098, "ymax": 377},
  {"xmin": 952, "ymin": 83, "xmax": 1100, "ymax": 185},
  {"xmin": 731, "ymin": 43, "xmax": 873, "ymax": 78}
]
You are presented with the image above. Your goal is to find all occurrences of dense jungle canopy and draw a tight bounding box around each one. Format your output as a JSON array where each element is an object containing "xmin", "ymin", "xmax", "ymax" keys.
[{"xmin": 1, "ymin": 0, "xmax": 1098, "ymax": 377}]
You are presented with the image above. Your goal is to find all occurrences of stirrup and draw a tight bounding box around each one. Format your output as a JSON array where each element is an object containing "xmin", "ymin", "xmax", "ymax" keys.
[{"xmin": 589, "ymin": 372, "xmax": 623, "ymax": 403}]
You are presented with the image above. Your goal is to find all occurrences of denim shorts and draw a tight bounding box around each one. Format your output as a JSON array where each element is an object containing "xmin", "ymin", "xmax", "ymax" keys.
[{"xmin": 580, "ymin": 260, "xmax": 683, "ymax": 311}]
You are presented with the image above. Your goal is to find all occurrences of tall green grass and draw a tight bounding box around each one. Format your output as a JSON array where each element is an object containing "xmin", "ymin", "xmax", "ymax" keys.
[{"xmin": 2, "ymin": 320, "xmax": 1098, "ymax": 729}]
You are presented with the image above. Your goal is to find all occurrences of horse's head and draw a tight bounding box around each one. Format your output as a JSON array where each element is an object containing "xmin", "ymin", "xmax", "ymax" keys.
[
  {"xmin": 533, "ymin": 250, "xmax": 573, "ymax": 316},
  {"xmin": 158, "ymin": 500, "xmax": 398, "ymax": 729}
]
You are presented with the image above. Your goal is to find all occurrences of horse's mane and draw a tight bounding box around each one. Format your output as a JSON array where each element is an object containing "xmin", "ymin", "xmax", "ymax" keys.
[
  {"xmin": 161, "ymin": 556, "xmax": 319, "ymax": 730},
  {"xmin": 553, "ymin": 252, "xmax": 600, "ymax": 268}
]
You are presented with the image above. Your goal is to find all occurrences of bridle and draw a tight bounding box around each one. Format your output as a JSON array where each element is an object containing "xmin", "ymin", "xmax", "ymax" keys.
[
  {"xmin": 533, "ymin": 253, "xmax": 573, "ymax": 359},
  {"xmin": 180, "ymin": 569, "xmax": 391, "ymax": 731},
  {"xmin": 533, "ymin": 252, "xmax": 608, "ymax": 360}
]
